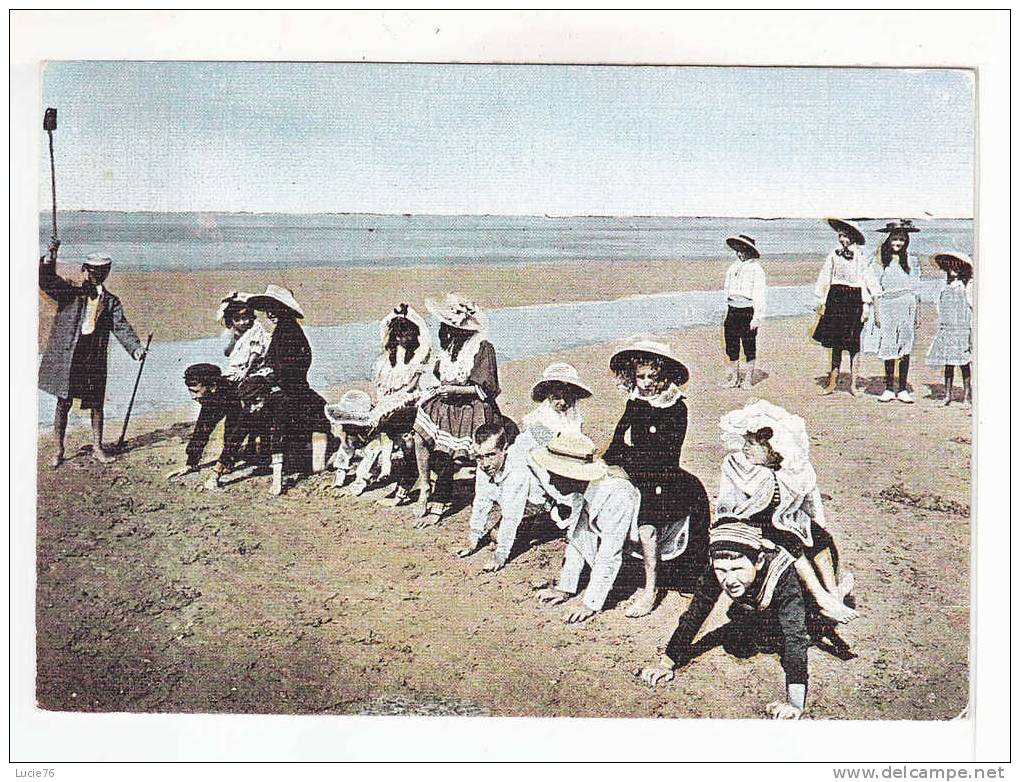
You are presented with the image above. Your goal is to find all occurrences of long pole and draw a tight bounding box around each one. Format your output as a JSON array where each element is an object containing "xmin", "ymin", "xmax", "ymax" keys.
[
  {"xmin": 117, "ymin": 333, "xmax": 153, "ymax": 450},
  {"xmin": 48, "ymin": 129, "xmax": 57, "ymax": 243}
]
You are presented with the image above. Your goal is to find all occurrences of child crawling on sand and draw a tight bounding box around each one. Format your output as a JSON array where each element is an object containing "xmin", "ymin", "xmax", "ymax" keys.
[{"xmin": 636, "ymin": 521, "xmax": 816, "ymax": 720}]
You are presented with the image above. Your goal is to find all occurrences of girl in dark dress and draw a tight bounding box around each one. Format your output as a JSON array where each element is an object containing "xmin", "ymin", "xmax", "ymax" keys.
[
  {"xmin": 604, "ymin": 338, "xmax": 697, "ymax": 618},
  {"xmin": 412, "ymin": 294, "xmax": 503, "ymax": 528},
  {"xmin": 247, "ymin": 285, "xmax": 330, "ymax": 490}
]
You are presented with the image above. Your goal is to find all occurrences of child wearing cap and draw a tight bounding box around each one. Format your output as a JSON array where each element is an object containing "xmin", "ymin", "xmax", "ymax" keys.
[
  {"xmin": 925, "ymin": 253, "xmax": 974, "ymax": 407},
  {"xmin": 722, "ymin": 234, "xmax": 766, "ymax": 389},
  {"xmin": 38, "ymin": 242, "xmax": 147, "ymax": 467},
  {"xmin": 636, "ymin": 520, "xmax": 814, "ymax": 720},
  {"xmin": 165, "ymin": 363, "xmax": 248, "ymax": 489}
]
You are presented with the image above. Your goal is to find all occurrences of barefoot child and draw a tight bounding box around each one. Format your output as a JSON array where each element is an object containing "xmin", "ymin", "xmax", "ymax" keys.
[
  {"xmin": 812, "ymin": 218, "xmax": 877, "ymax": 396},
  {"xmin": 636, "ymin": 521, "xmax": 815, "ymax": 720},
  {"xmin": 603, "ymin": 338, "xmax": 692, "ymax": 618},
  {"xmin": 722, "ymin": 234, "xmax": 766, "ymax": 390},
  {"xmin": 925, "ymin": 252, "xmax": 974, "ymax": 407},
  {"xmin": 717, "ymin": 400, "xmax": 857, "ymax": 624},
  {"xmin": 38, "ymin": 243, "xmax": 147, "ymax": 466}
]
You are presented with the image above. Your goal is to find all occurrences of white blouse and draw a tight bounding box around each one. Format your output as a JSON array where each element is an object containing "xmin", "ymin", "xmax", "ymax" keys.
[
  {"xmin": 815, "ymin": 248, "xmax": 880, "ymax": 305},
  {"xmin": 724, "ymin": 259, "xmax": 767, "ymax": 317}
]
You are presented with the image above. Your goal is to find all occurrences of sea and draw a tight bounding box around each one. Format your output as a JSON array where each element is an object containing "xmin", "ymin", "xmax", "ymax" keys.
[
  {"xmin": 39, "ymin": 211, "xmax": 973, "ymax": 271},
  {"xmin": 36, "ymin": 211, "xmax": 973, "ymax": 428}
]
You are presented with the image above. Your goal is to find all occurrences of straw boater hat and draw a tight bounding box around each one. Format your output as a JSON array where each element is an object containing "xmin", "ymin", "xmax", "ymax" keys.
[
  {"xmin": 248, "ymin": 284, "xmax": 305, "ymax": 319},
  {"xmin": 530, "ymin": 362, "xmax": 593, "ymax": 402},
  {"xmin": 83, "ymin": 253, "xmax": 112, "ymax": 268},
  {"xmin": 324, "ymin": 389, "xmax": 374, "ymax": 427},
  {"xmin": 726, "ymin": 234, "xmax": 760, "ymax": 259},
  {"xmin": 609, "ymin": 337, "xmax": 690, "ymax": 386},
  {"xmin": 930, "ymin": 251, "xmax": 974, "ymax": 273},
  {"xmin": 424, "ymin": 293, "xmax": 487, "ymax": 332},
  {"xmin": 825, "ymin": 218, "xmax": 865, "ymax": 246},
  {"xmin": 876, "ymin": 219, "xmax": 920, "ymax": 234},
  {"xmin": 530, "ymin": 431, "xmax": 609, "ymax": 483}
]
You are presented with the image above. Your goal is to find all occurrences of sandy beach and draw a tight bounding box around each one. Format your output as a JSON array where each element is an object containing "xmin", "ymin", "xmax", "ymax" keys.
[
  {"xmin": 35, "ymin": 282, "xmax": 971, "ymax": 719},
  {"xmin": 36, "ymin": 255, "xmax": 838, "ymax": 349}
]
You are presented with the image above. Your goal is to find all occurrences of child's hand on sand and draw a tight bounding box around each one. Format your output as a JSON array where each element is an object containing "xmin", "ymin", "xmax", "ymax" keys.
[
  {"xmin": 635, "ymin": 665, "xmax": 675, "ymax": 688},
  {"xmin": 165, "ymin": 466, "xmax": 193, "ymax": 482},
  {"xmin": 536, "ymin": 587, "xmax": 569, "ymax": 606},
  {"xmin": 563, "ymin": 606, "xmax": 595, "ymax": 624}
]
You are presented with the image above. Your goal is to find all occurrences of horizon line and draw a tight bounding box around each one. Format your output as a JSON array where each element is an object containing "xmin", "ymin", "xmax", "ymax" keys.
[{"xmin": 38, "ymin": 208, "xmax": 975, "ymax": 221}]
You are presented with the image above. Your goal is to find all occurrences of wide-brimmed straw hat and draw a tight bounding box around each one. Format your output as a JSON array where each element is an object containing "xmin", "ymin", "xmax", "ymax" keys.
[
  {"xmin": 324, "ymin": 389, "xmax": 373, "ymax": 426},
  {"xmin": 531, "ymin": 362, "xmax": 593, "ymax": 402},
  {"xmin": 248, "ymin": 284, "xmax": 305, "ymax": 319},
  {"xmin": 930, "ymin": 252, "xmax": 974, "ymax": 272},
  {"xmin": 876, "ymin": 219, "xmax": 920, "ymax": 234},
  {"xmin": 609, "ymin": 337, "xmax": 690, "ymax": 386},
  {"xmin": 719, "ymin": 399, "xmax": 811, "ymax": 478},
  {"xmin": 530, "ymin": 432, "xmax": 609, "ymax": 483},
  {"xmin": 424, "ymin": 293, "xmax": 487, "ymax": 332},
  {"xmin": 726, "ymin": 234, "xmax": 760, "ymax": 259},
  {"xmin": 83, "ymin": 253, "xmax": 113, "ymax": 268},
  {"xmin": 825, "ymin": 218, "xmax": 865, "ymax": 246}
]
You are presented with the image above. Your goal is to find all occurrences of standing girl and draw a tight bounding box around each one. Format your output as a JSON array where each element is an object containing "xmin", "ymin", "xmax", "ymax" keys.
[
  {"xmin": 604, "ymin": 338, "xmax": 695, "ymax": 618},
  {"xmin": 812, "ymin": 218, "xmax": 878, "ymax": 396},
  {"xmin": 862, "ymin": 220, "xmax": 923, "ymax": 403},
  {"xmin": 722, "ymin": 234, "xmax": 766, "ymax": 389},
  {"xmin": 412, "ymin": 294, "xmax": 503, "ymax": 528},
  {"xmin": 925, "ymin": 252, "xmax": 974, "ymax": 407}
]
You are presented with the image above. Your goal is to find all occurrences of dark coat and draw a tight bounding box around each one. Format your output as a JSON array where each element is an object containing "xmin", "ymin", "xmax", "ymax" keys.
[{"xmin": 38, "ymin": 260, "xmax": 142, "ymax": 402}]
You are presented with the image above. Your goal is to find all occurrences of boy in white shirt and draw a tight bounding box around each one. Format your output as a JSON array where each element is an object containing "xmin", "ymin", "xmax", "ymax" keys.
[{"xmin": 722, "ymin": 235, "xmax": 767, "ymax": 390}]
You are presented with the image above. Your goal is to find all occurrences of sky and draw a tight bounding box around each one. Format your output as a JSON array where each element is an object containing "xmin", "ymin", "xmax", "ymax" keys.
[{"xmin": 39, "ymin": 62, "xmax": 975, "ymax": 218}]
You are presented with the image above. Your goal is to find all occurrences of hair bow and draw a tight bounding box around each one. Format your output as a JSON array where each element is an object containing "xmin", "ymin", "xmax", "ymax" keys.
[{"xmin": 393, "ymin": 303, "xmax": 409, "ymax": 317}]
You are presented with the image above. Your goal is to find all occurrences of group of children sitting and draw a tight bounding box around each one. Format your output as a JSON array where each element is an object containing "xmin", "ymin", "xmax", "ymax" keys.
[{"xmin": 170, "ymin": 285, "xmax": 866, "ymax": 719}]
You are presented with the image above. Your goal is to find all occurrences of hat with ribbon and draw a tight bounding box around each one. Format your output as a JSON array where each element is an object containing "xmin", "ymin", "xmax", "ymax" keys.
[
  {"xmin": 726, "ymin": 234, "xmax": 761, "ymax": 259},
  {"xmin": 247, "ymin": 284, "xmax": 305, "ymax": 319},
  {"xmin": 530, "ymin": 431, "xmax": 609, "ymax": 483}
]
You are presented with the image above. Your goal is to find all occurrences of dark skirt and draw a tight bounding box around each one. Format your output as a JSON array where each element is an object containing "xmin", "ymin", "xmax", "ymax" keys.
[
  {"xmin": 812, "ymin": 284, "xmax": 864, "ymax": 352},
  {"xmin": 67, "ymin": 333, "xmax": 105, "ymax": 409}
]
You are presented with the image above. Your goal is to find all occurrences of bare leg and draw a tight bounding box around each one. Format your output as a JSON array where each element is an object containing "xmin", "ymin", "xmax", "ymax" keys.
[
  {"xmin": 820, "ymin": 350, "xmax": 839, "ymax": 395},
  {"xmin": 626, "ymin": 525, "xmax": 662, "ymax": 618},
  {"xmin": 412, "ymin": 433, "xmax": 432, "ymax": 518},
  {"xmin": 269, "ymin": 453, "xmax": 284, "ymax": 495},
  {"xmin": 51, "ymin": 398, "xmax": 71, "ymax": 467},
  {"xmin": 741, "ymin": 359, "xmax": 756, "ymax": 390},
  {"xmin": 794, "ymin": 556, "xmax": 856, "ymax": 623},
  {"xmin": 91, "ymin": 407, "xmax": 114, "ymax": 463}
]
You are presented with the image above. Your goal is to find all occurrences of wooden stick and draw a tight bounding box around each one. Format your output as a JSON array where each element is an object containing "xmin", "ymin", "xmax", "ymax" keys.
[{"xmin": 117, "ymin": 333, "xmax": 153, "ymax": 450}]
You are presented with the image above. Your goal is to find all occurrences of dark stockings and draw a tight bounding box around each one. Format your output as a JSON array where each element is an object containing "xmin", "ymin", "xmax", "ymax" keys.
[{"xmin": 884, "ymin": 356, "xmax": 911, "ymax": 392}]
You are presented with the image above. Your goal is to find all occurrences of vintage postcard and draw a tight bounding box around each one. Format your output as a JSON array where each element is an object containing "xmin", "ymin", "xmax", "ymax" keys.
[{"xmin": 11, "ymin": 10, "xmax": 1009, "ymax": 767}]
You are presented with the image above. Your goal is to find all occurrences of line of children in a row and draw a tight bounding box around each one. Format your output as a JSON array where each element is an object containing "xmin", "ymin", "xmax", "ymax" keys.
[{"xmin": 723, "ymin": 218, "xmax": 974, "ymax": 406}]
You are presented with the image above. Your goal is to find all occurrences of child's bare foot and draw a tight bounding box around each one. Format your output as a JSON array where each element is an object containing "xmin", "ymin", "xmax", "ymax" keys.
[
  {"xmin": 819, "ymin": 595, "xmax": 858, "ymax": 624},
  {"xmin": 413, "ymin": 510, "xmax": 443, "ymax": 529},
  {"xmin": 91, "ymin": 446, "xmax": 115, "ymax": 464},
  {"xmin": 376, "ymin": 487, "xmax": 410, "ymax": 507},
  {"xmin": 50, "ymin": 452, "xmax": 64, "ymax": 469},
  {"xmin": 740, "ymin": 374, "xmax": 754, "ymax": 390},
  {"xmin": 347, "ymin": 478, "xmax": 368, "ymax": 497},
  {"xmin": 848, "ymin": 379, "xmax": 861, "ymax": 397},
  {"xmin": 624, "ymin": 589, "xmax": 662, "ymax": 618}
]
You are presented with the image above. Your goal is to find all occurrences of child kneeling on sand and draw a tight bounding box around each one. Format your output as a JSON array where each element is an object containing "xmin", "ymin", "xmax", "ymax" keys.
[{"xmin": 636, "ymin": 521, "xmax": 814, "ymax": 720}]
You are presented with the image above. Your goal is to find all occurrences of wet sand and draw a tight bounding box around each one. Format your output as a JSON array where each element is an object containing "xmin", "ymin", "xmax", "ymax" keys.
[
  {"xmin": 38, "ymin": 256, "xmax": 830, "ymax": 348},
  {"xmin": 36, "ymin": 305, "xmax": 970, "ymax": 719}
]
